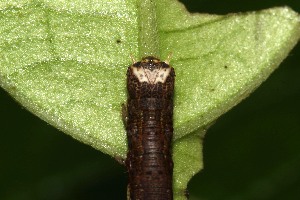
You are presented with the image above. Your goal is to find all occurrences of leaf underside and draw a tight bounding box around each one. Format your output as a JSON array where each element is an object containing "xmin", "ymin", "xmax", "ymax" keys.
[{"xmin": 0, "ymin": 0, "xmax": 299, "ymax": 199}]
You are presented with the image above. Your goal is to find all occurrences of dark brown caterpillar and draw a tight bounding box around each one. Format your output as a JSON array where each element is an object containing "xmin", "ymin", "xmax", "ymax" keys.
[{"xmin": 125, "ymin": 56, "xmax": 175, "ymax": 200}]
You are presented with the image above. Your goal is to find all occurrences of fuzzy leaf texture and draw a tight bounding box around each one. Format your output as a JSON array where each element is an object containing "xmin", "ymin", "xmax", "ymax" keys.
[{"xmin": 0, "ymin": 0, "xmax": 299, "ymax": 199}]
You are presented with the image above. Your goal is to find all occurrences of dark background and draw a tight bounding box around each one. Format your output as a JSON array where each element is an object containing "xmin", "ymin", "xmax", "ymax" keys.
[{"xmin": 1, "ymin": 1, "xmax": 299, "ymax": 199}]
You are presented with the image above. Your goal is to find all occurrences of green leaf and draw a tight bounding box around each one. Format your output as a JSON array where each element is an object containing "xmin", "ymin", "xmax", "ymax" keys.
[{"xmin": 0, "ymin": 0, "xmax": 299, "ymax": 199}]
